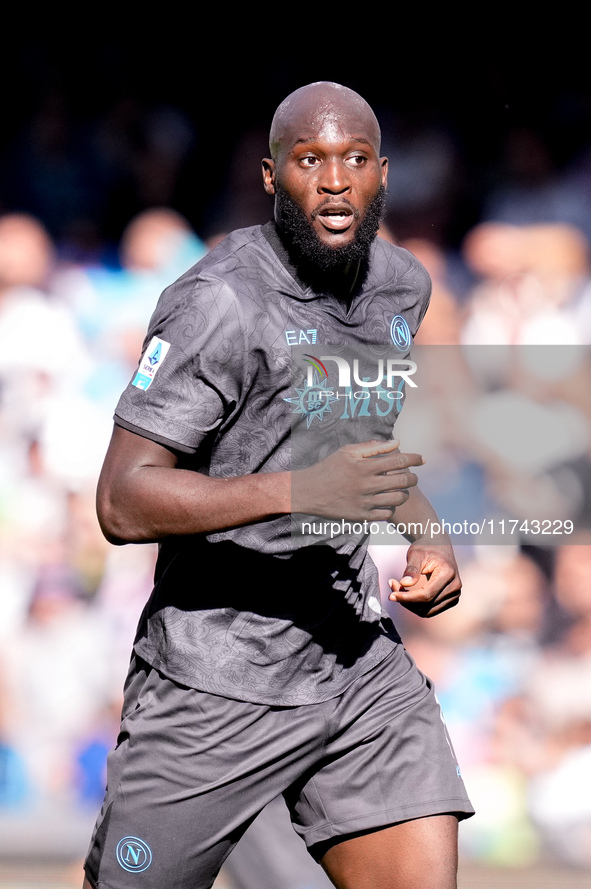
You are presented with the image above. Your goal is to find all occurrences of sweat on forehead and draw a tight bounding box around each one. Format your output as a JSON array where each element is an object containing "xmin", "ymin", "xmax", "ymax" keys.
[{"xmin": 269, "ymin": 82, "xmax": 381, "ymax": 160}]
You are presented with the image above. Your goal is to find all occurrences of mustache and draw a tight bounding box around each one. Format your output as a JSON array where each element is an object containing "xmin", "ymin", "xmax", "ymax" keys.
[{"xmin": 310, "ymin": 197, "xmax": 360, "ymax": 221}]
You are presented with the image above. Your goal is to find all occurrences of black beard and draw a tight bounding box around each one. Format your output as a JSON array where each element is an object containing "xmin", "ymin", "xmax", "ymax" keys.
[{"xmin": 275, "ymin": 185, "xmax": 386, "ymax": 279}]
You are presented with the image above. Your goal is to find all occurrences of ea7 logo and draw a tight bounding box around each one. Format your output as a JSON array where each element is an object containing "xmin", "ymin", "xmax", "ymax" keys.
[
  {"xmin": 285, "ymin": 329, "xmax": 318, "ymax": 345},
  {"xmin": 116, "ymin": 836, "xmax": 153, "ymax": 873}
]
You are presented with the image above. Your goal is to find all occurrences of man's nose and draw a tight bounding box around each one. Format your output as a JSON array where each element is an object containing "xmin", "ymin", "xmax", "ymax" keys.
[{"xmin": 318, "ymin": 158, "xmax": 351, "ymax": 194}]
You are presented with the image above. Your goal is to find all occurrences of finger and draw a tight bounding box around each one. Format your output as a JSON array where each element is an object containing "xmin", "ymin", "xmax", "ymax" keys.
[
  {"xmin": 388, "ymin": 578, "xmax": 402, "ymax": 600},
  {"xmin": 399, "ymin": 570, "xmax": 421, "ymax": 587},
  {"xmin": 418, "ymin": 562, "xmax": 458, "ymax": 592},
  {"xmin": 354, "ymin": 500, "xmax": 408, "ymax": 521},
  {"xmin": 398, "ymin": 590, "xmax": 461, "ymax": 618},
  {"xmin": 351, "ymin": 439, "xmax": 401, "ymax": 458},
  {"xmin": 351, "ymin": 440, "xmax": 425, "ymax": 469},
  {"xmin": 371, "ymin": 452, "xmax": 425, "ymax": 472},
  {"xmin": 368, "ymin": 491, "xmax": 410, "ymax": 510},
  {"xmin": 354, "ymin": 502, "xmax": 404, "ymax": 521},
  {"xmin": 397, "ymin": 576, "xmax": 461, "ymax": 606},
  {"xmin": 400, "ymin": 554, "xmax": 456, "ymax": 589},
  {"xmin": 399, "ymin": 558, "xmax": 428, "ymax": 587},
  {"xmin": 397, "ymin": 570, "xmax": 458, "ymax": 600},
  {"xmin": 388, "ymin": 572, "xmax": 427, "ymax": 602},
  {"xmin": 394, "ymin": 576, "xmax": 461, "ymax": 609},
  {"xmin": 369, "ymin": 472, "xmax": 417, "ymax": 495}
]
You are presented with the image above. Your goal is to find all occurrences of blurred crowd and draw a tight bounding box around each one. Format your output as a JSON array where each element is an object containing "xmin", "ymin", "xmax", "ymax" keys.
[
  {"xmin": 1, "ymin": 85, "xmax": 591, "ymax": 883},
  {"xmin": 0, "ymin": 208, "xmax": 207, "ymax": 829}
]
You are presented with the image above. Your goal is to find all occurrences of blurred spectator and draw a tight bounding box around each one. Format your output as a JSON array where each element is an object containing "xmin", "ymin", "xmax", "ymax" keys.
[
  {"xmin": 0, "ymin": 212, "xmax": 89, "ymax": 434},
  {"xmin": 211, "ymin": 126, "xmax": 274, "ymax": 238},
  {"xmin": 0, "ymin": 213, "xmax": 99, "ymax": 639},
  {"xmin": 460, "ymin": 222, "xmax": 591, "ymax": 345},
  {"xmin": 0, "ymin": 565, "xmax": 115, "ymax": 805},
  {"xmin": 0, "ymin": 205, "xmax": 205, "ymax": 837},
  {"xmin": 482, "ymin": 125, "xmax": 591, "ymax": 242},
  {"xmin": 55, "ymin": 206, "xmax": 206, "ymax": 408},
  {"xmin": 380, "ymin": 110, "xmax": 465, "ymax": 246},
  {"xmin": 0, "ymin": 90, "xmax": 100, "ymax": 248},
  {"xmin": 402, "ymin": 238, "xmax": 464, "ymax": 345}
]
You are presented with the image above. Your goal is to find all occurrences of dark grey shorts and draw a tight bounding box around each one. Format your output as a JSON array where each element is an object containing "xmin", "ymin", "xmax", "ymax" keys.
[{"xmin": 84, "ymin": 645, "xmax": 474, "ymax": 889}]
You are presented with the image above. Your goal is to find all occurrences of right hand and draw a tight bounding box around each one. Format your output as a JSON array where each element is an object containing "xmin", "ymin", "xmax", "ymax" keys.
[{"xmin": 291, "ymin": 438, "xmax": 424, "ymax": 520}]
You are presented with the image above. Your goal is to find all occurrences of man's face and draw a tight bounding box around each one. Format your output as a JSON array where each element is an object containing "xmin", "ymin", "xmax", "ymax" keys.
[{"xmin": 263, "ymin": 104, "xmax": 388, "ymax": 268}]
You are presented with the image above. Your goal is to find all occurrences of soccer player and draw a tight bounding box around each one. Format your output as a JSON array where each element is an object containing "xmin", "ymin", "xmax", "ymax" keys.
[{"xmin": 83, "ymin": 82, "xmax": 473, "ymax": 889}]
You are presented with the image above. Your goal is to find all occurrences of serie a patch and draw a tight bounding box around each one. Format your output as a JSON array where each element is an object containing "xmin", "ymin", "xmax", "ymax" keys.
[{"xmin": 132, "ymin": 337, "xmax": 171, "ymax": 391}]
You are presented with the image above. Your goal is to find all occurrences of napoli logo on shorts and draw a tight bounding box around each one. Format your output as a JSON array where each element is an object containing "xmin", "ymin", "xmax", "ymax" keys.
[
  {"xmin": 116, "ymin": 836, "xmax": 153, "ymax": 873},
  {"xmin": 390, "ymin": 315, "xmax": 411, "ymax": 351}
]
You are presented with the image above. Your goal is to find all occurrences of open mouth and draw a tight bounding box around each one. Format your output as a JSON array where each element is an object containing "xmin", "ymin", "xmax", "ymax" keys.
[{"xmin": 316, "ymin": 204, "xmax": 355, "ymax": 233}]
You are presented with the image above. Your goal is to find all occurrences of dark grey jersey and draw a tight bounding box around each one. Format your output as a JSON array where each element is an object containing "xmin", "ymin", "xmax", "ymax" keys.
[{"xmin": 114, "ymin": 223, "xmax": 431, "ymax": 705}]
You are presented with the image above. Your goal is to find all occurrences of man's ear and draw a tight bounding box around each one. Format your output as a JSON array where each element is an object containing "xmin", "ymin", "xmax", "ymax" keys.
[
  {"xmin": 380, "ymin": 157, "xmax": 388, "ymax": 190},
  {"xmin": 262, "ymin": 158, "xmax": 276, "ymax": 195}
]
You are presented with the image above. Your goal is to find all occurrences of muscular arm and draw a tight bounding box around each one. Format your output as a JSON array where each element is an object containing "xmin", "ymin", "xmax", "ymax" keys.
[
  {"xmin": 97, "ymin": 425, "xmax": 423, "ymax": 545},
  {"xmin": 96, "ymin": 425, "xmax": 292, "ymax": 544}
]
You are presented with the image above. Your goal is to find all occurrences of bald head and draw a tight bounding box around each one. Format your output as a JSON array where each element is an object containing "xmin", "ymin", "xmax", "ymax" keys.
[{"xmin": 269, "ymin": 82, "xmax": 381, "ymax": 161}]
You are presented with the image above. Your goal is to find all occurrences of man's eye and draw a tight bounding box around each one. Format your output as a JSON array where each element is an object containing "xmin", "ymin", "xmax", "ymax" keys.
[
  {"xmin": 347, "ymin": 155, "xmax": 366, "ymax": 166},
  {"xmin": 300, "ymin": 156, "xmax": 319, "ymax": 167}
]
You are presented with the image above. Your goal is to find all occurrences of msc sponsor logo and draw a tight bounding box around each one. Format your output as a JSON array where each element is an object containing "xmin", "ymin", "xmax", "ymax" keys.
[
  {"xmin": 116, "ymin": 836, "xmax": 153, "ymax": 873},
  {"xmin": 284, "ymin": 377, "xmax": 340, "ymax": 427}
]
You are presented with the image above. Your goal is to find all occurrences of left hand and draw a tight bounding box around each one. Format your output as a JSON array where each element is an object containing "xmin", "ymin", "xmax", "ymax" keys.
[{"xmin": 388, "ymin": 539, "xmax": 461, "ymax": 618}]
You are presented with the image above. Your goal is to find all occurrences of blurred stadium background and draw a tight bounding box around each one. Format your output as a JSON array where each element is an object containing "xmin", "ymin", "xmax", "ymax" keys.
[{"xmin": 1, "ymin": 22, "xmax": 591, "ymax": 889}]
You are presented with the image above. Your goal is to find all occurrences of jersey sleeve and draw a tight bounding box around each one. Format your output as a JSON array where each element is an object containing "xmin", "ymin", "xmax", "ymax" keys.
[
  {"xmin": 401, "ymin": 247, "xmax": 432, "ymax": 336},
  {"xmin": 114, "ymin": 272, "xmax": 249, "ymax": 454},
  {"xmin": 414, "ymin": 262, "xmax": 432, "ymax": 333}
]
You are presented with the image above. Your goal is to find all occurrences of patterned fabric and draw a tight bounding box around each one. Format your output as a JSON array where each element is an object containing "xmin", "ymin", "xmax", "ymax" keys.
[{"xmin": 113, "ymin": 223, "xmax": 431, "ymax": 704}]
